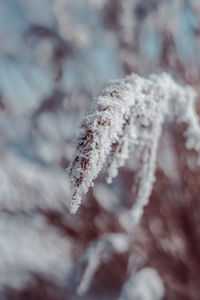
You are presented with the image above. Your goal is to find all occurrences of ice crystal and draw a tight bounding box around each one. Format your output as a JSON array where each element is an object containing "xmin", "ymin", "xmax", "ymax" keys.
[{"xmin": 68, "ymin": 73, "xmax": 199, "ymax": 222}]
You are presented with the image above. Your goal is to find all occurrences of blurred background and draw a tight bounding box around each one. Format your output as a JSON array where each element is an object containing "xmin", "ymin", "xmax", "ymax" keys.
[{"xmin": 1, "ymin": 0, "xmax": 200, "ymax": 299}]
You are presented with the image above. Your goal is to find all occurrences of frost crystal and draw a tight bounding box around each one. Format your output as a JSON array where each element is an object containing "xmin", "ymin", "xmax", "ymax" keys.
[{"xmin": 68, "ymin": 73, "xmax": 199, "ymax": 221}]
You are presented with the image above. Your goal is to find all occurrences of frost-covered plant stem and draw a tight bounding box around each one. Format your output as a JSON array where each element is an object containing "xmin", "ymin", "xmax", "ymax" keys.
[
  {"xmin": 68, "ymin": 72, "xmax": 199, "ymax": 224},
  {"xmin": 130, "ymin": 112, "xmax": 164, "ymax": 224}
]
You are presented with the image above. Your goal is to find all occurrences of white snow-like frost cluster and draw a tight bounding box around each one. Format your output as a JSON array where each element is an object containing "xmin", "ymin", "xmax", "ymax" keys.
[{"xmin": 68, "ymin": 72, "xmax": 200, "ymax": 222}]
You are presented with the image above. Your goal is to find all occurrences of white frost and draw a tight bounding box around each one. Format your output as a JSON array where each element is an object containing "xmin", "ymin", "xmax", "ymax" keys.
[{"xmin": 68, "ymin": 72, "xmax": 199, "ymax": 223}]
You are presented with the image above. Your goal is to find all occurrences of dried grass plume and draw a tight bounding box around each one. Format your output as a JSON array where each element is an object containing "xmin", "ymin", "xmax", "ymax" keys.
[{"xmin": 68, "ymin": 73, "xmax": 200, "ymax": 223}]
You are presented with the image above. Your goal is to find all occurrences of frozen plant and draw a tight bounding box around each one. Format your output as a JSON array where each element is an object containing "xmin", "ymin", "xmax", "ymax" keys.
[{"xmin": 68, "ymin": 72, "xmax": 200, "ymax": 223}]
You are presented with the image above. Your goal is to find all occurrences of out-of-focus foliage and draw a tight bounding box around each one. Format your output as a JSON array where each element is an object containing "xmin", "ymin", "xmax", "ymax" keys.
[{"xmin": 0, "ymin": 0, "xmax": 200, "ymax": 299}]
